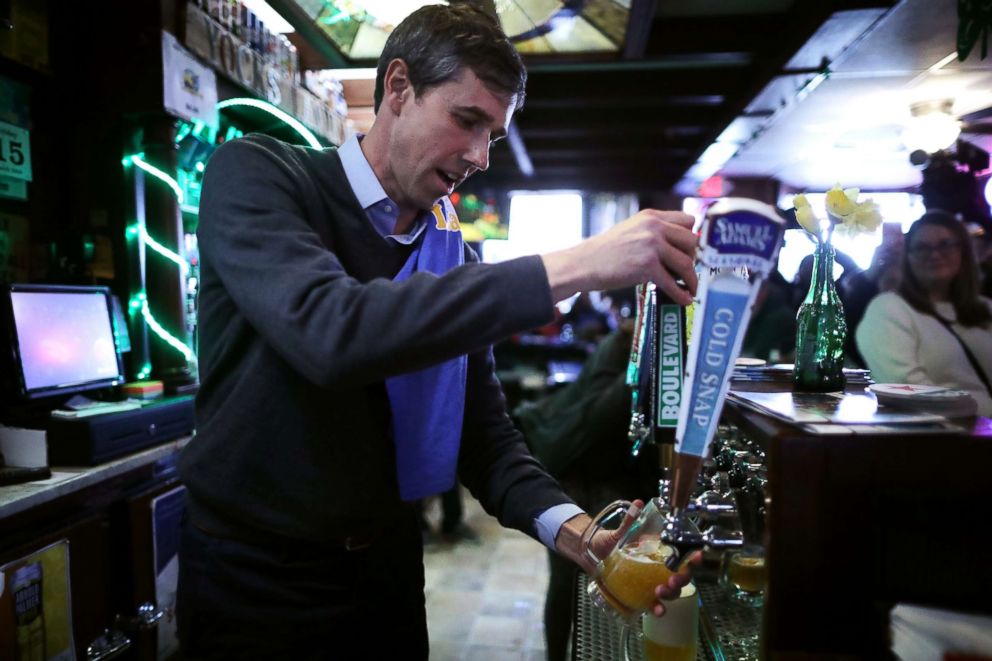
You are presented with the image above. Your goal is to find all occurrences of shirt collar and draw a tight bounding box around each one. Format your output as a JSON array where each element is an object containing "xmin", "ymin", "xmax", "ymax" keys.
[
  {"xmin": 337, "ymin": 134, "xmax": 429, "ymax": 244},
  {"xmin": 338, "ymin": 133, "xmax": 388, "ymax": 210}
]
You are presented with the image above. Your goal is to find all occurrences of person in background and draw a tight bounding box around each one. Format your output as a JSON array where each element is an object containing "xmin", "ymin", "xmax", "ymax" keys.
[
  {"xmin": 857, "ymin": 210, "xmax": 992, "ymax": 414},
  {"xmin": 418, "ymin": 484, "xmax": 479, "ymax": 546},
  {"xmin": 561, "ymin": 291, "xmax": 611, "ymax": 342},
  {"xmin": 177, "ymin": 5, "xmax": 698, "ymax": 659},
  {"xmin": 839, "ymin": 226, "xmax": 903, "ymax": 367},
  {"xmin": 793, "ymin": 243, "xmax": 861, "ymax": 310},
  {"xmin": 970, "ymin": 224, "xmax": 992, "ymax": 298},
  {"xmin": 741, "ymin": 270, "xmax": 795, "ymax": 363}
]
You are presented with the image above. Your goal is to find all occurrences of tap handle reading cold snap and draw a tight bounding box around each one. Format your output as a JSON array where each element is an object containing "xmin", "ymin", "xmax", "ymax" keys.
[{"xmin": 670, "ymin": 199, "xmax": 786, "ymax": 510}]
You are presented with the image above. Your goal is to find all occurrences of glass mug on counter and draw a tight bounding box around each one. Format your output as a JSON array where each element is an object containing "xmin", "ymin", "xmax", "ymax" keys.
[
  {"xmin": 720, "ymin": 544, "xmax": 767, "ymax": 606},
  {"xmin": 580, "ymin": 498, "xmax": 682, "ymax": 621},
  {"xmin": 621, "ymin": 583, "xmax": 699, "ymax": 661}
]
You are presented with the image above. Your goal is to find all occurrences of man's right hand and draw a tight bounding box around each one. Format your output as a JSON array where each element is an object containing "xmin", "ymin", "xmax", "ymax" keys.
[{"xmin": 541, "ymin": 210, "xmax": 698, "ymax": 305}]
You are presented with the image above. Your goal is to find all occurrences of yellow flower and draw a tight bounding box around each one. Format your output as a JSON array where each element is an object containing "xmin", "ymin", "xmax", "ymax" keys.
[
  {"xmin": 793, "ymin": 193, "xmax": 821, "ymax": 238},
  {"xmin": 831, "ymin": 198, "xmax": 884, "ymax": 238},
  {"xmin": 825, "ymin": 184, "xmax": 859, "ymax": 219},
  {"xmin": 851, "ymin": 199, "xmax": 883, "ymax": 232}
]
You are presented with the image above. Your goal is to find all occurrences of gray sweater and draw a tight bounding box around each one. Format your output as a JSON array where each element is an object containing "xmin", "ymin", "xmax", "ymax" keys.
[{"xmin": 179, "ymin": 134, "xmax": 573, "ymax": 544}]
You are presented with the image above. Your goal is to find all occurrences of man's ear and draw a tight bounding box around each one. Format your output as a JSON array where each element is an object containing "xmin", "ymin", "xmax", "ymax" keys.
[{"xmin": 383, "ymin": 58, "xmax": 412, "ymax": 115}]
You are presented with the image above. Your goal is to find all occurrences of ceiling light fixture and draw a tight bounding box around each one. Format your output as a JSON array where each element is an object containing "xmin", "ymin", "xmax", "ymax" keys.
[{"xmin": 901, "ymin": 99, "xmax": 960, "ymax": 154}]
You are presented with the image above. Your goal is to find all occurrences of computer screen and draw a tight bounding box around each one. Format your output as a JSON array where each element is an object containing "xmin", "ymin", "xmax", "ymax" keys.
[{"xmin": 7, "ymin": 284, "xmax": 125, "ymax": 399}]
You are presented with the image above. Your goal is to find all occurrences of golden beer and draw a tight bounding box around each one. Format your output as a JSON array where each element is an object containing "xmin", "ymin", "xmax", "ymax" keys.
[
  {"xmin": 597, "ymin": 538, "xmax": 676, "ymax": 615},
  {"xmin": 727, "ymin": 554, "xmax": 766, "ymax": 593},
  {"xmin": 643, "ymin": 639, "xmax": 696, "ymax": 661}
]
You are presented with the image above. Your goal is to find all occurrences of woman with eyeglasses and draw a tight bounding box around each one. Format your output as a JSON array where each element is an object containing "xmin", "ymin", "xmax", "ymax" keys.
[{"xmin": 856, "ymin": 210, "xmax": 992, "ymax": 415}]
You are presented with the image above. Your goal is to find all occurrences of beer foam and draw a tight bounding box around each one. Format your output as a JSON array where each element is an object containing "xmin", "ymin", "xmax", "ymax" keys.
[
  {"xmin": 623, "ymin": 552, "xmax": 660, "ymax": 564},
  {"xmin": 642, "ymin": 583, "xmax": 698, "ymax": 645},
  {"xmin": 627, "ymin": 538, "xmax": 676, "ymax": 562}
]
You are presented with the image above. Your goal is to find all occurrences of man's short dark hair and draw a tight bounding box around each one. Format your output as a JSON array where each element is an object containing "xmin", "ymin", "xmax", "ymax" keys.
[{"xmin": 373, "ymin": 4, "xmax": 526, "ymax": 113}]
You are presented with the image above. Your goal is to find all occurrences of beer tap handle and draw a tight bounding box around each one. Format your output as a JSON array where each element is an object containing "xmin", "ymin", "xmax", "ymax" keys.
[{"xmin": 668, "ymin": 199, "xmax": 786, "ymax": 514}]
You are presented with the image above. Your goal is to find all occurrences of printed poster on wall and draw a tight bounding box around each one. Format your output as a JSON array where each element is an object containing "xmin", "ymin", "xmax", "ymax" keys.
[
  {"xmin": 0, "ymin": 539, "xmax": 76, "ymax": 660},
  {"xmin": 0, "ymin": 120, "xmax": 32, "ymax": 182},
  {"xmin": 152, "ymin": 486, "xmax": 186, "ymax": 659},
  {"xmin": 0, "ymin": 76, "xmax": 32, "ymax": 200},
  {"xmin": 162, "ymin": 31, "xmax": 218, "ymax": 131}
]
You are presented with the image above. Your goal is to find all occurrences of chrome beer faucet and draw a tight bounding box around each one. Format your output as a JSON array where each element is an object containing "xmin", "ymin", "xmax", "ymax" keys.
[{"xmin": 659, "ymin": 484, "xmax": 745, "ymax": 568}]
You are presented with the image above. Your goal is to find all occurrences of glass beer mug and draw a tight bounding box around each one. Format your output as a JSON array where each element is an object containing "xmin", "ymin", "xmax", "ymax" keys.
[{"xmin": 580, "ymin": 498, "xmax": 681, "ymax": 620}]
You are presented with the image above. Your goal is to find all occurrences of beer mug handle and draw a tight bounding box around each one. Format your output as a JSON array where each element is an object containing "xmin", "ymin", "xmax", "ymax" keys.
[{"xmin": 579, "ymin": 499, "xmax": 632, "ymax": 568}]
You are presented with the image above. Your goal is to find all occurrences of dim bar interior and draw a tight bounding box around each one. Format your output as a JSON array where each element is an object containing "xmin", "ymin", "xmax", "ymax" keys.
[{"xmin": 1, "ymin": 0, "xmax": 991, "ymax": 659}]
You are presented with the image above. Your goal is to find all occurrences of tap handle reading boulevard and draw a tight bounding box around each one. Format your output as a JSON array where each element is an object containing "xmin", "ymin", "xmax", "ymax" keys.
[
  {"xmin": 627, "ymin": 281, "xmax": 687, "ymax": 462},
  {"xmin": 664, "ymin": 199, "xmax": 786, "ymax": 547}
]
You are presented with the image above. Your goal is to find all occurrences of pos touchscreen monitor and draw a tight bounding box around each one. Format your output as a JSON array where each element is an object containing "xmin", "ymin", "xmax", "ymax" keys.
[{"xmin": 6, "ymin": 284, "xmax": 125, "ymax": 399}]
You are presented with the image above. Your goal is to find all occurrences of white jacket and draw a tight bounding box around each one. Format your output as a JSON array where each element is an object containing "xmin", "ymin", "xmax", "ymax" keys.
[{"xmin": 856, "ymin": 292, "xmax": 992, "ymax": 416}]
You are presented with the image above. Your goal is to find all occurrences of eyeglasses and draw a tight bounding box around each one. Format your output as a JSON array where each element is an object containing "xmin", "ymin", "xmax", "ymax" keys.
[{"xmin": 908, "ymin": 240, "xmax": 961, "ymax": 257}]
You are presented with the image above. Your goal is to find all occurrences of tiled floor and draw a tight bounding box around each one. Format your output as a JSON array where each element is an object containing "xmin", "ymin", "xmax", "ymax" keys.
[{"xmin": 422, "ymin": 488, "xmax": 551, "ymax": 661}]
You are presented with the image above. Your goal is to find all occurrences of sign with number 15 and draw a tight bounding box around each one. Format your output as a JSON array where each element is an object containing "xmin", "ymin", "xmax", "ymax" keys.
[{"xmin": 0, "ymin": 121, "xmax": 31, "ymax": 182}]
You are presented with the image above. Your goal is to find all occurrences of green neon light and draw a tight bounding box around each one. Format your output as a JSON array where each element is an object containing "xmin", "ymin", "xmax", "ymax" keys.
[
  {"xmin": 175, "ymin": 123, "xmax": 193, "ymax": 144},
  {"xmin": 130, "ymin": 154, "xmax": 185, "ymax": 204},
  {"xmin": 139, "ymin": 225, "xmax": 189, "ymax": 275},
  {"xmin": 321, "ymin": 10, "xmax": 349, "ymax": 24},
  {"xmin": 128, "ymin": 292, "xmax": 146, "ymax": 316},
  {"xmin": 141, "ymin": 299, "xmax": 196, "ymax": 363},
  {"xmin": 216, "ymin": 98, "xmax": 322, "ymax": 148},
  {"xmin": 137, "ymin": 364, "xmax": 152, "ymax": 380}
]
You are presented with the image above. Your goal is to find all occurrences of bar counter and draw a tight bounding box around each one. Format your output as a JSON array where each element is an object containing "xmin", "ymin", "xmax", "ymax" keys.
[
  {"xmin": 0, "ymin": 436, "xmax": 190, "ymax": 520},
  {"xmin": 0, "ymin": 437, "xmax": 191, "ymax": 659},
  {"xmin": 571, "ymin": 380, "xmax": 992, "ymax": 659}
]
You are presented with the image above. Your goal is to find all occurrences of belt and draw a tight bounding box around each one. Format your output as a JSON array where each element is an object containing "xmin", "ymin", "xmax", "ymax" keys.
[
  {"xmin": 190, "ymin": 518, "xmax": 385, "ymax": 553},
  {"xmin": 341, "ymin": 529, "xmax": 377, "ymax": 551},
  {"xmin": 184, "ymin": 496, "xmax": 415, "ymax": 553}
]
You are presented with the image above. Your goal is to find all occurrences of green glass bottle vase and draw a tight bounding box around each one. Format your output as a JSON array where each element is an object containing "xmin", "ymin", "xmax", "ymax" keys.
[{"xmin": 794, "ymin": 242, "xmax": 847, "ymax": 392}]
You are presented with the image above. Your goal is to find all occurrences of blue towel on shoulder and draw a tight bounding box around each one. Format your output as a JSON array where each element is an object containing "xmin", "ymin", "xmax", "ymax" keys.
[{"xmin": 386, "ymin": 199, "xmax": 467, "ymax": 501}]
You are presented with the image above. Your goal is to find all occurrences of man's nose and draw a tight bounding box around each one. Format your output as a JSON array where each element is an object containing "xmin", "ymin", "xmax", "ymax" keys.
[{"xmin": 466, "ymin": 136, "xmax": 490, "ymax": 172}]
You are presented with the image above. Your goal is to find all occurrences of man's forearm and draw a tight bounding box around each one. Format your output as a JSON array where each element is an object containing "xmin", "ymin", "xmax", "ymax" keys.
[
  {"xmin": 539, "ymin": 210, "xmax": 698, "ymax": 305},
  {"xmin": 542, "ymin": 247, "xmax": 588, "ymax": 303}
]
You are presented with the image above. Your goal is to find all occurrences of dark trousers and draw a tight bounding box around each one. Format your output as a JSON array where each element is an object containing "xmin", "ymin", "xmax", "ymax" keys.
[
  {"xmin": 177, "ymin": 510, "xmax": 428, "ymax": 660},
  {"xmin": 545, "ymin": 549, "xmax": 578, "ymax": 661},
  {"xmin": 439, "ymin": 485, "xmax": 464, "ymax": 533}
]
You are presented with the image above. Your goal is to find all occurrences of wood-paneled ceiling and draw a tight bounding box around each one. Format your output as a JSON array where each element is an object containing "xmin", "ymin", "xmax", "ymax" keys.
[
  {"xmin": 292, "ymin": 0, "xmax": 992, "ymax": 195},
  {"xmin": 479, "ymin": 0, "xmax": 904, "ymax": 192}
]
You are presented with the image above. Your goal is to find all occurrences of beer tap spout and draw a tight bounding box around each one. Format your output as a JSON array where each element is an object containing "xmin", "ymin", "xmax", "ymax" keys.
[{"xmin": 660, "ymin": 507, "xmax": 744, "ymax": 570}]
